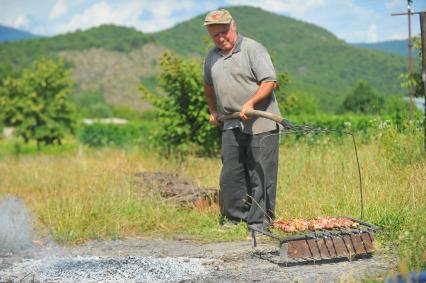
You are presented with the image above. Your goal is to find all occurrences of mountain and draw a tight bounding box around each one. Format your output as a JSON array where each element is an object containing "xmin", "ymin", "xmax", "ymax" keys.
[
  {"xmin": 0, "ymin": 6, "xmax": 411, "ymax": 112},
  {"xmin": 352, "ymin": 39, "xmax": 419, "ymax": 58},
  {"xmin": 0, "ymin": 25, "xmax": 40, "ymax": 42},
  {"xmin": 155, "ymin": 6, "xmax": 408, "ymax": 109}
]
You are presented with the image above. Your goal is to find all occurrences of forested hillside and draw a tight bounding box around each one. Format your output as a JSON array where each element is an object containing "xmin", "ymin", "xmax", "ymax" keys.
[
  {"xmin": 0, "ymin": 6, "xmax": 411, "ymax": 112},
  {"xmin": 0, "ymin": 25, "xmax": 153, "ymax": 73},
  {"xmin": 0, "ymin": 25, "xmax": 39, "ymax": 42},
  {"xmin": 353, "ymin": 39, "xmax": 419, "ymax": 58}
]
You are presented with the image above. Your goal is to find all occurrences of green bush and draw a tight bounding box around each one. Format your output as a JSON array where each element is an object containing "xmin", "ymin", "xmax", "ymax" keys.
[
  {"xmin": 70, "ymin": 88, "xmax": 113, "ymax": 118},
  {"xmin": 111, "ymin": 107, "xmax": 145, "ymax": 121},
  {"xmin": 0, "ymin": 57, "xmax": 76, "ymax": 150},
  {"xmin": 140, "ymin": 53, "xmax": 221, "ymax": 156},
  {"xmin": 379, "ymin": 126, "xmax": 424, "ymax": 165},
  {"xmin": 340, "ymin": 80, "xmax": 384, "ymax": 114},
  {"xmin": 79, "ymin": 122, "xmax": 150, "ymax": 147},
  {"xmin": 282, "ymin": 113, "xmax": 423, "ymax": 145}
]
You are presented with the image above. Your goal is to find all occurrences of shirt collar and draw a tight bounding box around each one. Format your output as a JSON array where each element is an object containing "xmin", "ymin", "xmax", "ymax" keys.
[{"xmin": 214, "ymin": 33, "xmax": 244, "ymax": 57}]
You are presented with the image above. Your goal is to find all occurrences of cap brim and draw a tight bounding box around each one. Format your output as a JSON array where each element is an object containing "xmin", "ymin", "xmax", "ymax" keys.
[{"xmin": 203, "ymin": 20, "xmax": 232, "ymax": 26}]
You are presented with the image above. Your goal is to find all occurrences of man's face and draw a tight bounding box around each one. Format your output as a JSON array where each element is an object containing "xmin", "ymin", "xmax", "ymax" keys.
[{"xmin": 207, "ymin": 22, "xmax": 237, "ymax": 53}]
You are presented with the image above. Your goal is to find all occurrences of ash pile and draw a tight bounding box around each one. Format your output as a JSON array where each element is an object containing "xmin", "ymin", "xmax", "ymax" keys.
[
  {"xmin": 0, "ymin": 255, "xmax": 209, "ymax": 282},
  {"xmin": 134, "ymin": 172, "xmax": 217, "ymax": 206}
]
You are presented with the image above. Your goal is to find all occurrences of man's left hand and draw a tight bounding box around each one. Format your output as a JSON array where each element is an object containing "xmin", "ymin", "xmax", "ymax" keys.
[{"xmin": 240, "ymin": 101, "xmax": 255, "ymax": 121}]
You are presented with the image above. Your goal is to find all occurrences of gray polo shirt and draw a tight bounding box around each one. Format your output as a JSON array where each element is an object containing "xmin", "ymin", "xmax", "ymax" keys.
[{"xmin": 204, "ymin": 34, "xmax": 281, "ymax": 135}]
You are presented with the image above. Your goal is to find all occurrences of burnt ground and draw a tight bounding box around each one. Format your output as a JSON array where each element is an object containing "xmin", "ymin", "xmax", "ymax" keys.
[
  {"xmin": 0, "ymin": 174, "xmax": 397, "ymax": 282},
  {"xmin": 0, "ymin": 236, "xmax": 397, "ymax": 282}
]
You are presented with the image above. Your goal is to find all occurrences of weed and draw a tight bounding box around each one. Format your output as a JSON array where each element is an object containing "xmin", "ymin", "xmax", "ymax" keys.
[{"xmin": 0, "ymin": 132, "xmax": 424, "ymax": 270}]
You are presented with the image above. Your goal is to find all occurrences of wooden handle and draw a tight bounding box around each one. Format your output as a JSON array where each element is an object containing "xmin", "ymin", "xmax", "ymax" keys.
[
  {"xmin": 218, "ymin": 110, "xmax": 293, "ymax": 129},
  {"xmin": 218, "ymin": 110, "xmax": 284, "ymax": 123}
]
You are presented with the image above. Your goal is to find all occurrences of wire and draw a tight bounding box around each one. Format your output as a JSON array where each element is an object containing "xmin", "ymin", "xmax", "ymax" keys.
[{"xmin": 260, "ymin": 123, "xmax": 365, "ymax": 220}]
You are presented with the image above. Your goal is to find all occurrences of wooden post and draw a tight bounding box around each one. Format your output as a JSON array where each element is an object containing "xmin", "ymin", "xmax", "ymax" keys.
[
  {"xmin": 408, "ymin": 0, "xmax": 414, "ymax": 121},
  {"xmin": 420, "ymin": 13, "xmax": 426, "ymax": 152}
]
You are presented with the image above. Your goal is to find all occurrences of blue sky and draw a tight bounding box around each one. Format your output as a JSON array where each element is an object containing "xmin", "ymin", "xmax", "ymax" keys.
[{"xmin": 1, "ymin": 0, "xmax": 426, "ymax": 43}]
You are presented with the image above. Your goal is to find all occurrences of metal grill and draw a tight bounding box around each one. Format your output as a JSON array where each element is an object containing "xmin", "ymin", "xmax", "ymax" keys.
[
  {"xmin": 219, "ymin": 110, "xmax": 381, "ymax": 264},
  {"xmin": 250, "ymin": 217, "xmax": 380, "ymax": 264}
]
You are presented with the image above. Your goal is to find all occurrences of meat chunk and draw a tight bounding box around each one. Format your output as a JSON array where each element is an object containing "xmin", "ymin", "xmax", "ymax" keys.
[{"xmin": 273, "ymin": 217, "xmax": 359, "ymax": 233}]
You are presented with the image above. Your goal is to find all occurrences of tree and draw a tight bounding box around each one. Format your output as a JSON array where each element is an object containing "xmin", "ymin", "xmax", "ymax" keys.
[
  {"xmin": 139, "ymin": 53, "xmax": 221, "ymax": 155},
  {"xmin": 341, "ymin": 81, "xmax": 384, "ymax": 114},
  {"xmin": 274, "ymin": 72, "xmax": 318, "ymax": 116},
  {"xmin": 400, "ymin": 37, "xmax": 424, "ymax": 99},
  {"xmin": 0, "ymin": 58, "xmax": 76, "ymax": 150}
]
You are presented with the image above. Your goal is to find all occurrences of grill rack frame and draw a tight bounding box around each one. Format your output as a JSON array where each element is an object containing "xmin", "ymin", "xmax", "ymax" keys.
[{"xmin": 250, "ymin": 216, "xmax": 381, "ymax": 265}]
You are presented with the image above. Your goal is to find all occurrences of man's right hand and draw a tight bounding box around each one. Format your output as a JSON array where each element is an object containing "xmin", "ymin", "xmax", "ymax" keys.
[{"xmin": 209, "ymin": 112, "xmax": 222, "ymax": 126}]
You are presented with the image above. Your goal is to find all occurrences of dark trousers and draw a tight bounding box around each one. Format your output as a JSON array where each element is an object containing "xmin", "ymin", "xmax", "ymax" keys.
[{"xmin": 219, "ymin": 127, "xmax": 279, "ymax": 225}]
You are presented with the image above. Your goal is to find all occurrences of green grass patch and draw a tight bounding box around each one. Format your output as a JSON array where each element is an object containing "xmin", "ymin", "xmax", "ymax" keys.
[{"xmin": 0, "ymin": 130, "xmax": 424, "ymax": 271}]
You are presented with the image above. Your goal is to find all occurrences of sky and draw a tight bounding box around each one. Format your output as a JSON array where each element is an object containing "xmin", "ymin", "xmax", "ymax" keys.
[{"xmin": 1, "ymin": 0, "xmax": 426, "ymax": 43}]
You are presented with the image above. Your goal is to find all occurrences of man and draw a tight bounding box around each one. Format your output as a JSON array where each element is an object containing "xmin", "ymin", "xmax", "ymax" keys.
[{"xmin": 203, "ymin": 9, "xmax": 281, "ymax": 231}]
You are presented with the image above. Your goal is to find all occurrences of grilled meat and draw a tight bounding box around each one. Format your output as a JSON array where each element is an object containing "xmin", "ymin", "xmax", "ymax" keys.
[{"xmin": 273, "ymin": 217, "xmax": 359, "ymax": 233}]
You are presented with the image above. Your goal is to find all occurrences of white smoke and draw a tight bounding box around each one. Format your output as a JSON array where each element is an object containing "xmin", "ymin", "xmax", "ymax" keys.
[{"xmin": 0, "ymin": 195, "xmax": 34, "ymax": 252}]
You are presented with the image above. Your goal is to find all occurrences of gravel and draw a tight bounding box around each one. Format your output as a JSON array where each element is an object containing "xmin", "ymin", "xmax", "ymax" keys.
[{"xmin": 0, "ymin": 255, "xmax": 209, "ymax": 282}]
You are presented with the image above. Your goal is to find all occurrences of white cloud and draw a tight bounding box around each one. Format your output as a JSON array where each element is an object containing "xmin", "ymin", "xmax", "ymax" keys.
[
  {"xmin": 49, "ymin": 0, "xmax": 68, "ymax": 19},
  {"xmin": 2, "ymin": 0, "xmax": 425, "ymax": 41},
  {"xmin": 12, "ymin": 15, "xmax": 29, "ymax": 28},
  {"xmin": 367, "ymin": 23, "xmax": 378, "ymax": 43},
  {"xmin": 226, "ymin": 0, "xmax": 325, "ymax": 14},
  {"xmin": 52, "ymin": 0, "xmax": 199, "ymax": 34},
  {"xmin": 137, "ymin": 0, "xmax": 198, "ymax": 32},
  {"xmin": 54, "ymin": 1, "xmax": 140, "ymax": 33}
]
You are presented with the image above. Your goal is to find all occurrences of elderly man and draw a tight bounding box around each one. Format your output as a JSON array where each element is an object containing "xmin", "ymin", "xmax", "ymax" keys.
[{"xmin": 203, "ymin": 9, "xmax": 281, "ymax": 231}]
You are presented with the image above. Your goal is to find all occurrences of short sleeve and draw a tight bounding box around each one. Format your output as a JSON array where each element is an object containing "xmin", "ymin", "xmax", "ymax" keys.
[{"xmin": 249, "ymin": 44, "xmax": 277, "ymax": 83}]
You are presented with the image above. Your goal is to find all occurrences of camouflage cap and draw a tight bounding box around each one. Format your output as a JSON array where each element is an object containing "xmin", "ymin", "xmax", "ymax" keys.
[{"xmin": 203, "ymin": 9, "xmax": 233, "ymax": 26}]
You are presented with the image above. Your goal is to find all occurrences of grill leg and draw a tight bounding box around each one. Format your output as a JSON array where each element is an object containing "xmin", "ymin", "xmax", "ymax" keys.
[
  {"xmin": 280, "ymin": 242, "xmax": 289, "ymax": 261},
  {"xmin": 251, "ymin": 229, "xmax": 257, "ymax": 248}
]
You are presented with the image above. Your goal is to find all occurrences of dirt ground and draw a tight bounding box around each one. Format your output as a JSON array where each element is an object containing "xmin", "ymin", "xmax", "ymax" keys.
[
  {"xmin": 0, "ymin": 174, "xmax": 398, "ymax": 282},
  {"xmin": 0, "ymin": 235, "xmax": 397, "ymax": 283}
]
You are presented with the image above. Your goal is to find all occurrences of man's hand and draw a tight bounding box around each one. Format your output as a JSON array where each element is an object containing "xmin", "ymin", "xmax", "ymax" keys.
[
  {"xmin": 204, "ymin": 83, "xmax": 221, "ymax": 126},
  {"xmin": 209, "ymin": 111, "xmax": 222, "ymax": 126},
  {"xmin": 239, "ymin": 81, "xmax": 276, "ymax": 122},
  {"xmin": 240, "ymin": 100, "xmax": 255, "ymax": 122}
]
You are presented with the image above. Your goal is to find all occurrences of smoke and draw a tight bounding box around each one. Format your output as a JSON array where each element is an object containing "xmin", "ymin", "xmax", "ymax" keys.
[{"xmin": 0, "ymin": 195, "xmax": 34, "ymax": 252}]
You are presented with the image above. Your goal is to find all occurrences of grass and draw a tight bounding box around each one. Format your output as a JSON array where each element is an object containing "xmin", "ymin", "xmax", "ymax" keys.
[{"xmin": 0, "ymin": 131, "xmax": 425, "ymax": 272}]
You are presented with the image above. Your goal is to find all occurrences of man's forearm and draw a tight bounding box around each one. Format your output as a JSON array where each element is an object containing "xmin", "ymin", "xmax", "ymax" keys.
[
  {"xmin": 204, "ymin": 83, "xmax": 217, "ymax": 114},
  {"xmin": 239, "ymin": 81, "xmax": 276, "ymax": 121},
  {"xmin": 204, "ymin": 83, "xmax": 222, "ymax": 126},
  {"xmin": 248, "ymin": 81, "xmax": 276, "ymax": 106}
]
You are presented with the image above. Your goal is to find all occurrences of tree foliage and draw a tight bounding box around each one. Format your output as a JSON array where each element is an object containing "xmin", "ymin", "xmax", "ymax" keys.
[
  {"xmin": 274, "ymin": 72, "xmax": 317, "ymax": 116},
  {"xmin": 341, "ymin": 81, "xmax": 385, "ymax": 114},
  {"xmin": 0, "ymin": 7, "xmax": 410, "ymax": 113},
  {"xmin": 412, "ymin": 37, "xmax": 424, "ymax": 98},
  {"xmin": 0, "ymin": 58, "xmax": 76, "ymax": 149},
  {"xmin": 139, "ymin": 53, "xmax": 221, "ymax": 155},
  {"xmin": 274, "ymin": 72, "xmax": 318, "ymax": 116}
]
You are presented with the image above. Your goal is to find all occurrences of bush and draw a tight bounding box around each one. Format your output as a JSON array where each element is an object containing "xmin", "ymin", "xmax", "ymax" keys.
[
  {"xmin": 274, "ymin": 72, "xmax": 318, "ymax": 116},
  {"xmin": 379, "ymin": 126, "xmax": 424, "ymax": 165},
  {"xmin": 0, "ymin": 57, "xmax": 76, "ymax": 150},
  {"xmin": 140, "ymin": 53, "xmax": 221, "ymax": 156},
  {"xmin": 340, "ymin": 80, "xmax": 384, "ymax": 114},
  {"xmin": 79, "ymin": 122, "xmax": 150, "ymax": 147},
  {"xmin": 283, "ymin": 113, "xmax": 423, "ymax": 145},
  {"xmin": 70, "ymin": 89, "xmax": 113, "ymax": 118}
]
